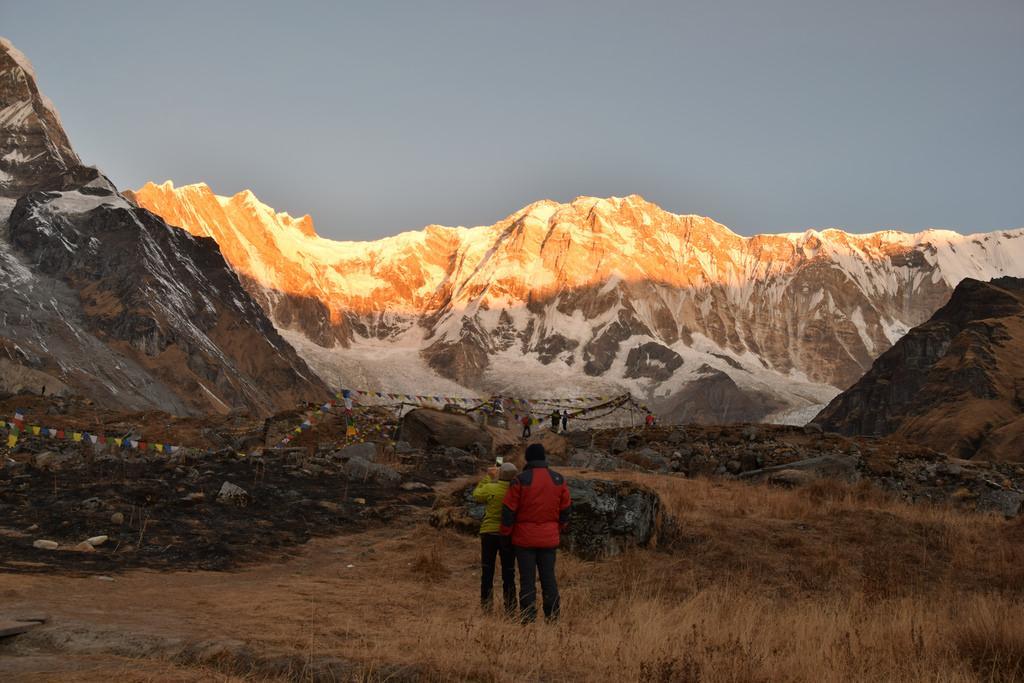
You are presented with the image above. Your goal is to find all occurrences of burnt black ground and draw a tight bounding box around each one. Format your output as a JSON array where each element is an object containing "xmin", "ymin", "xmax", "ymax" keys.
[{"xmin": 0, "ymin": 446, "xmax": 464, "ymax": 574}]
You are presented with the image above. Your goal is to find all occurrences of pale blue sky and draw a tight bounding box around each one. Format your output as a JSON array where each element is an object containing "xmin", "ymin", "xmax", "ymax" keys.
[{"xmin": 3, "ymin": 1, "xmax": 1022, "ymax": 240}]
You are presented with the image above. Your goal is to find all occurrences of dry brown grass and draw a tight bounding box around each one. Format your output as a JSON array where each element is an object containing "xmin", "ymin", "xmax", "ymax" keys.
[
  {"xmin": 5, "ymin": 474, "xmax": 1023, "ymax": 681},
  {"xmin": 410, "ymin": 545, "xmax": 451, "ymax": 582},
  {"xmin": 327, "ymin": 473, "xmax": 1024, "ymax": 682}
]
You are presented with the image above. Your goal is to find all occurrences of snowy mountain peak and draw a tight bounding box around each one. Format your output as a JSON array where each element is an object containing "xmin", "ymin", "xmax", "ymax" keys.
[
  {"xmin": 0, "ymin": 36, "xmax": 81, "ymax": 198},
  {"xmin": 132, "ymin": 180, "xmax": 319, "ymax": 241},
  {"xmin": 1, "ymin": 39, "xmax": 328, "ymax": 415},
  {"xmin": 133, "ymin": 181, "xmax": 1024, "ymax": 424}
]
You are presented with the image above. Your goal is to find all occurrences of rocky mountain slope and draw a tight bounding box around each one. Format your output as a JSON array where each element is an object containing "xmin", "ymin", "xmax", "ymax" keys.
[
  {"xmin": 814, "ymin": 277, "xmax": 1024, "ymax": 461},
  {"xmin": 0, "ymin": 38, "xmax": 327, "ymax": 415},
  {"xmin": 131, "ymin": 181, "xmax": 1024, "ymax": 423}
]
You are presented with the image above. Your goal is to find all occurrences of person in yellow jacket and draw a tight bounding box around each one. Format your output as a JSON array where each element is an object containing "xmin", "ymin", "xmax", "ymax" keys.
[{"xmin": 473, "ymin": 462, "xmax": 518, "ymax": 614}]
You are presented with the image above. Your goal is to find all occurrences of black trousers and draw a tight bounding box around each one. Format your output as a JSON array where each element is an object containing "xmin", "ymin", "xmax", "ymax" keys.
[
  {"xmin": 522, "ymin": 424, "xmax": 531, "ymax": 438},
  {"xmin": 481, "ymin": 533, "xmax": 516, "ymax": 613},
  {"xmin": 515, "ymin": 546, "xmax": 560, "ymax": 622}
]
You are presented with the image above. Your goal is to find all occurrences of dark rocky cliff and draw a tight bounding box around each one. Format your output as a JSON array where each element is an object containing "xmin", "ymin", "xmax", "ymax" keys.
[{"xmin": 814, "ymin": 277, "xmax": 1024, "ymax": 460}]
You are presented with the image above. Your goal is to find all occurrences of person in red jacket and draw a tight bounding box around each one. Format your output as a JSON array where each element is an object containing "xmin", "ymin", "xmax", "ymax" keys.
[{"xmin": 500, "ymin": 443, "xmax": 571, "ymax": 623}]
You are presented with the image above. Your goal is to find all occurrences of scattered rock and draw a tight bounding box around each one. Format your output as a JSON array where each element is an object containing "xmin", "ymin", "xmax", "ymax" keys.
[
  {"xmin": 436, "ymin": 450, "xmax": 478, "ymax": 475},
  {"xmin": 216, "ymin": 481, "xmax": 250, "ymax": 506},
  {"xmin": 32, "ymin": 539, "xmax": 59, "ymax": 550},
  {"xmin": 740, "ymin": 451, "xmax": 762, "ymax": 471},
  {"xmin": 569, "ymin": 451, "xmax": 620, "ymax": 471},
  {"xmin": 687, "ymin": 453, "xmax": 717, "ymax": 476},
  {"xmin": 86, "ymin": 535, "xmax": 108, "ymax": 546},
  {"xmin": 937, "ymin": 462, "xmax": 964, "ymax": 477},
  {"xmin": 33, "ymin": 451, "xmax": 73, "ymax": 471},
  {"xmin": 110, "ymin": 512, "xmax": 125, "ymax": 525},
  {"xmin": 400, "ymin": 482, "xmax": 432, "ymax": 492},
  {"xmin": 336, "ymin": 441, "xmax": 379, "ymax": 462},
  {"xmin": 70, "ymin": 541, "xmax": 96, "ymax": 552},
  {"xmin": 976, "ymin": 489, "xmax": 1023, "ymax": 518},
  {"xmin": 561, "ymin": 430, "xmax": 593, "ymax": 449},
  {"xmin": 628, "ymin": 447, "xmax": 668, "ymax": 471},
  {"xmin": 344, "ymin": 456, "xmax": 401, "ymax": 486}
]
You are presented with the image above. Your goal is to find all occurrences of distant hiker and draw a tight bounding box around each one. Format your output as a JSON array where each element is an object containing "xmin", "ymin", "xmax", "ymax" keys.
[
  {"xmin": 521, "ymin": 414, "xmax": 531, "ymax": 439},
  {"xmin": 473, "ymin": 462, "xmax": 519, "ymax": 615},
  {"xmin": 645, "ymin": 413, "xmax": 655, "ymax": 428},
  {"xmin": 550, "ymin": 409, "xmax": 560, "ymax": 432},
  {"xmin": 560, "ymin": 410, "xmax": 569, "ymax": 432},
  {"xmin": 500, "ymin": 443, "xmax": 572, "ymax": 623}
]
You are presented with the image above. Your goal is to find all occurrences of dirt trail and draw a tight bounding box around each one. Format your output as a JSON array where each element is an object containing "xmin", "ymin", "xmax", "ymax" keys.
[{"xmin": 1, "ymin": 507, "xmax": 469, "ymax": 681}]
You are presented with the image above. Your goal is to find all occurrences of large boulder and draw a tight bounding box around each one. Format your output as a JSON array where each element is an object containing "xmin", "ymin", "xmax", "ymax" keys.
[
  {"xmin": 401, "ymin": 409, "xmax": 493, "ymax": 453},
  {"xmin": 430, "ymin": 476, "xmax": 661, "ymax": 560},
  {"xmin": 565, "ymin": 478, "xmax": 660, "ymax": 559}
]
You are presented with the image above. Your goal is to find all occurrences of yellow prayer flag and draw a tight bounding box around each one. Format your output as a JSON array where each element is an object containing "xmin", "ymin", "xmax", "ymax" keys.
[
  {"xmin": 32, "ymin": 426, "xmax": 41, "ymax": 435},
  {"xmin": 72, "ymin": 432, "xmax": 83, "ymax": 442},
  {"xmin": 155, "ymin": 444, "xmax": 164, "ymax": 453},
  {"xmin": 6, "ymin": 434, "xmax": 17, "ymax": 448}
]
